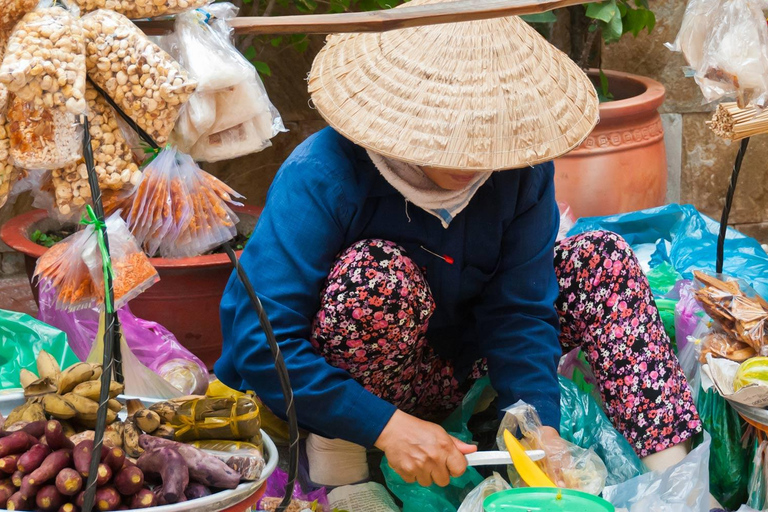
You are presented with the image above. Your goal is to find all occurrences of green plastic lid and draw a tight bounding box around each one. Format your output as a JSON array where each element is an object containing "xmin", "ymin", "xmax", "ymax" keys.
[{"xmin": 483, "ymin": 488, "xmax": 615, "ymax": 512}]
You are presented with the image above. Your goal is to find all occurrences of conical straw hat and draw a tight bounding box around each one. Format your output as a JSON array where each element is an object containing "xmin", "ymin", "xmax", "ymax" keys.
[{"xmin": 308, "ymin": 0, "xmax": 599, "ymax": 171}]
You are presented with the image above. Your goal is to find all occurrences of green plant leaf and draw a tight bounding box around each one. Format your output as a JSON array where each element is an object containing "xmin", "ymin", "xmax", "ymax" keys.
[
  {"xmin": 520, "ymin": 11, "xmax": 557, "ymax": 23},
  {"xmin": 294, "ymin": 0, "xmax": 318, "ymax": 13},
  {"xmin": 243, "ymin": 45, "xmax": 257, "ymax": 61},
  {"xmin": 31, "ymin": 230, "xmax": 42, "ymax": 243},
  {"xmin": 603, "ymin": 7, "xmax": 623, "ymax": 42},
  {"xmin": 270, "ymin": 36, "xmax": 283, "ymax": 47},
  {"xmin": 585, "ymin": 0, "xmax": 618, "ymax": 23},
  {"xmin": 291, "ymin": 33, "xmax": 309, "ymax": 52},
  {"xmin": 253, "ymin": 60, "xmax": 272, "ymax": 76},
  {"xmin": 598, "ymin": 69, "xmax": 614, "ymax": 102},
  {"xmin": 623, "ymin": 6, "xmax": 655, "ymax": 36}
]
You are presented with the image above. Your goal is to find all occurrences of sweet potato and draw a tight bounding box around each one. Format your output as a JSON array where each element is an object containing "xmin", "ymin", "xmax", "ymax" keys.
[
  {"xmin": 129, "ymin": 488, "xmax": 156, "ymax": 509},
  {"xmin": 5, "ymin": 420, "xmax": 47, "ymax": 439},
  {"xmin": 0, "ymin": 478, "xmax": 16, "ymax": 504},
  {"xmin": 58, "ymin": 504, "xmax": 79, "ymax": 512},
  {"xmin": 19, "ymin": 474, "xmax": 40, "ymax": 500},
  {"xmin": 154, "ymin": 486, "xmax": 188, "ymax": 506},
  {"xmin": 96, "ymin": 464, "xmax": 112, "ymax": 487},
  {"xmin": 45, "ymin": 422, "xmax": 74, "ymax": 451},
  {"xmin": 184, "ymin": 482, "xmax": 211, "ymax": 500},
  {"xmin": 17, "ymin": 443, "xmax": 52, "ymax": 474},
  {"xmin": 36, "ymin": 484, "xmax": 65, "ymax": 512},
  {"xmin": 73, "ymin": 441, "xmax": 107, "ymax": 478},
  {"xmin": 0, "ymin": 454, "xmax": 20, "ymax": 474},
  {"xmin": 27, "ymin": 450, "xmax": 72, "ymax": 486},
  {"xmin": 137, "ymin": 447, "xmax": 188, "ymax": 504},
  {"xmin": 55, "ymin": 468, "xmax": 82, "ymax": 496},
  {"xmin": 139, "ymin": 435, "xmax": 240, "ymax": 489},
  {"xmin": 103, "ymin": 447, "xmax": 125, "ymax": 473},
  {"xmin": 11, "ymin": 470, "xmax": 23, "ymax": 487},
  {"xmin": 95, "ymin": 486, "xmax": 121, "ymax": 511},
  {"xmin": 0, "ymin": 432, "xmax": 35, "ymax": 458},
  {"xmin": 5, "ymin": 491, "xmax": 31, "ymax": 510},
  {"xmin": 113, "ymin": 465, "xmax": 143, "ymax": 496}
]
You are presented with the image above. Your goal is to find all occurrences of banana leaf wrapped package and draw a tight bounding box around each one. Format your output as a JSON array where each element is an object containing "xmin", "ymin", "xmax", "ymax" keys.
[{"xmin": 166, "ymin": 395, "xmax": 262, "ymax": 443}]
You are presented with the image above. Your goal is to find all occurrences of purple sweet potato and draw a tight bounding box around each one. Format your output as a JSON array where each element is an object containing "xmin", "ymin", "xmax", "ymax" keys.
[
  {"xmin": 5, "ymin": 491, "xmax": 31, "ymax": 510},
  {"xmin": 94, "ymin": 486, "xmax": 120, "ymax": 511},
  {"xmin": 11, "ymin": 470, "xmax": 23, "ymax": 487},
  {"xmin": 27, "ymin": 450, "xmax": 72, "ymax": 486},
  {"xmin": 113, "ymin": 465, "xmax": 143, "ymax": 496},
  {"xmin": 0, "ymin": 454, "xmax": 20, "ymax": 474},
  {"xmin": 45, "ymin": 422, "xmax": 74, "ymax": 451},
  {"xmin": 0, "ymin": 478, "xmax": 15, "ymax": 504},
  {"xmin": 96, "ymin": 464, "xmax": 112, "ymax": 487},
  {"xmin": 58, "ymin": 504, "xmax": 79, "ymax": 512},
  {"xmin": 55, "ymin": 468, "xmax": 82, "ymax": 496},
  {"xmin": 0, "ymin": 432, "xmax": 35, "ymax": 458},
  {"xmin": 17, "ymin": 443, "xmax": 52, "ymax": 474},
  {"xmin": 72, "ymin": 441, "xmax": 107, "ymax": 478},
  {"xmin": 139, "ymin": 435, "xmax": 240, "ymax": 489},
  {"xmin": 129, "ymin": 488, "xmax": 156, "ymax": 509},
  {"xmin": 184, "ymin": 482, "xmax": 211, "ymax": 500},
  {"xmin": 137, "ymin": 447, "xmax": 188, "ymax": 504},
  {"xmin": 19, "ymin": 474, "xmax": 39, "ymax": 500},
  {"xmin": 11, "ymin": 421, "xmax": 47, "ymax": 440},
  {"xmin": 103, "ymin": 448, "xmax": 125, "ymax": 474},
  {"xmin": 36, "ymin": 484, "xmax": 65, "ymax": 512}
]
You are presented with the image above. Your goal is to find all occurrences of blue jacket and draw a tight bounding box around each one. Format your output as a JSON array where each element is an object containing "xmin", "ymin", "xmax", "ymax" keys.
[{"xmin": 216, "ymin": 128, "xmax": 562, "ymax": 448}]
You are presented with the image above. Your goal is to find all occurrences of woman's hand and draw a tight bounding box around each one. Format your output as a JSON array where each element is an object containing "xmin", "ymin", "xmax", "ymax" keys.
[
  {"xmin": 537, "ymin": 426, "xmax": 572, "ymax": 488},
  {"xmin": 375, "ymin": 410, "xmax": 477, "ymax": 487}
]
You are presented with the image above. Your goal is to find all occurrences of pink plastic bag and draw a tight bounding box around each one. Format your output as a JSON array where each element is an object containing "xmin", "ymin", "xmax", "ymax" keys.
[
  {"xmin": 673, "ymin": 280, "xmax": 705, "ymax": 355},
  {"xmin": 557, "ymin": 201, "xmax": 577, "ymax": 242},
  {"xmin": 37, "ymin": 287, "xmax": 209, "ymax": 395},
  {"xmin": 259, "ymin": 467, "xmax": 330, "ymax": 511}
]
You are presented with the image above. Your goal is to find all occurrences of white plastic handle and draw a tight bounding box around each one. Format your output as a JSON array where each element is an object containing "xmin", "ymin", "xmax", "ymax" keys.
[{"xmin": 465, "ymin": 450, "xmax": 545, "ymax": 466}]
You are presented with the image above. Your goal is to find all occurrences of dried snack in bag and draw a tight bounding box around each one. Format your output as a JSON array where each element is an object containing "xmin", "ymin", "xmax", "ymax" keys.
[
  {"xmin": 189, "ymin": 113, "xmax": 276, "ymax": 163},
  {"xmin": 666, "ymin": 0, "xmax": 721, "ymax": 72},
  {"xmin": 166, "ymin": 395, "xmax": 261, "ymax": 443},
  {"xmin": 82, "ymin": 9, "xmax": 197, "ymax": 145},
  {"xmin": 34, "ymin": 227, "xmax": 97, "ymax": 311},
  {"xmin": 0, "ymin": 0, "xmax": 87, "ymax": 169},
  {"xmin": 0, "ymin": 90, "xmax": 24, "ymax": 208},
  {"xmin": 81, "ymin": 213, "xmax": 158, "ymax": 311},
  {"xmin": 190, "ymin": 440, "xmax": 265, "ymax": 481},
  {"xmin": 71, "ymin": 0, "xmax": 208, "ymax": 20},
  {"xmin": 0, "ymin": 0, "xmax": 37, "ymax": 34}
]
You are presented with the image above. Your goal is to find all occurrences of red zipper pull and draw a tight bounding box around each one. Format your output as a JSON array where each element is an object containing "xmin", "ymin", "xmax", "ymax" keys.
[{"xmin": 420, "ymin": 245, "xmax": 454, "ymax": 264}]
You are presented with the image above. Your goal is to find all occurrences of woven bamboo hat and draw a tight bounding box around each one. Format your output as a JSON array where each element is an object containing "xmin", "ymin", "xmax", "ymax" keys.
[{"xmin": 308, "ymin": 0, "xmax": 599, "ymax": 171}]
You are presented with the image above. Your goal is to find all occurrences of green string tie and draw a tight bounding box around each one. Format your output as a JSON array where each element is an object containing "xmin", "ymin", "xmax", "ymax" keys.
[{"xmin": 80, "ymin": 205, "xmax": 115, "ymax": 314}]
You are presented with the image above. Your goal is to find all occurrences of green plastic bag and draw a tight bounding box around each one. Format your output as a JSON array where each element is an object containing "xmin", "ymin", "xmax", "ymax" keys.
[
  {"xmin": 646, "ymin": 262, "xmax": 682, "ymax": 297},
  {"xmin": 0, "ymin": 309, "xmax": 79, "ymax": 390},
  {"xmin": 748, "ymin": 439, "xmax": 766, "ymax": 511},
  {"xmin": 696, "ymin": 386, "xmax": 750, "ymax": 510}
]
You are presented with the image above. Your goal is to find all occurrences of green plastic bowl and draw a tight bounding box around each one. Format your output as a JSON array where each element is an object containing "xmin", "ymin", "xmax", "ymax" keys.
[{"xmin": 483, "ymin": 488, "xmax": 615, "ymax": 512}]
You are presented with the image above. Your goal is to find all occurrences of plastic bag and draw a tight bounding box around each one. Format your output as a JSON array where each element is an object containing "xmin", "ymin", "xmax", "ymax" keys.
[
  {"xmin": 82, "ymin": 9, "xmax": 197, "ymax": 145},
  {"xmin": 0, "ymin": 308, "xmax": 80, "ymax": 390},
  {"xmin": 567, "ymin": 204, "xmax": 768, "ymax": 299},
  {"xmin": 457, "ymin": 472, "xmax": 510, "ymax": 512},
  {"xmin": 748, "ymin": 440, "xmax": 767, "ymax": 510},
  {"xmin": 0, "ymin": 0, "xmax": 86, "ymax": 169},
  {"xmin": 167, "ymin": 395, "xmax": 261, "ymax": 442},
  {"xmin": 259, "ymin": 467, "xmax": 330, "ymax": 512},
  {"xmin": 696, "ymin": 384, "xmax": 750, "ymax": 509},
  {"xmin": 189, "ymin": 116, "xmax": 276, "ymax": 163},
  {"xmin": 190, "ymin": 440, "xmax": 265, "ymax": 481},
  {"xmin": 81, "ymin": 213, "xmax": 158, "ymax": 310},
  {"xmin": 603, "ymin": 432, "xmax": 711, "ymax": 512},
  {"xmin": 0, "ymin": 106, "xmax": 24, "ymax": 209},
  {"xmin": 647, "ymin": 262, "xmax": 682, "ymax": 297},
  {"xmin": 120, "ymin": 146, "xmax": 243, "ymax": 258},
  {"xmin": 695, "ymin": 0, "xmax": 768, "ymax": 107},
  {"xmin": 71, "ymin": 0, "xmax": 208, "ymax": 20},
  {"xmin": 665, "ymin": 0, "xmax": 720, "ymax": 71},
  {"xmin": 557, "ymin": 202, "xmax": 576, "ymax": 242},
  {"xmin": 0, "ymin": 0, "xmax": 37, "ymax": 34},
  {"xmin": 36, "ymin": 286, "xmax": 210, "ymax": 395},
  {"xmin": 495, "ymin": 400, "xmax": 608, "ymax": 495},
  {"xmin": 675, "ymin": 280, "xmax": 705, "ymax": 355}
]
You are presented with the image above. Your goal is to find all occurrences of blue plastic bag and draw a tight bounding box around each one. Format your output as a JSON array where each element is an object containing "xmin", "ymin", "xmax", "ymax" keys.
[{"xmin": 568, "ymin": 204, "xmax": 768, "ymax": 298}]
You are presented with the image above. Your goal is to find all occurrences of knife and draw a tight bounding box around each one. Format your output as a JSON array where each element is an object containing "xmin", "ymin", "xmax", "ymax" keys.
[{"xmin": 465, "ymin": 449, "xmax": 546, "ymax": 467}]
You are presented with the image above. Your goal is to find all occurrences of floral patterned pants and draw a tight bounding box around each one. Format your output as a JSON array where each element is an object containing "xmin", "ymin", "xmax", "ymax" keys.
[{"xmin": 310, "ymin": 232, "xmax": 702, "ymax": 456}]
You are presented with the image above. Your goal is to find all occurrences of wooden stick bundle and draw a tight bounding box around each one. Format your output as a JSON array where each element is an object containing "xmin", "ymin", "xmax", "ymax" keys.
[{"xmin": 709, "ymin": 102, "xmax": 768, "ymax": 141}]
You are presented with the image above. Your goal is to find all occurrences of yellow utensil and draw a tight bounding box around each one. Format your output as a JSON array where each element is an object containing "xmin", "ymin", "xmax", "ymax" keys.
[{"xmin": 503, "ymin": 429, "xmax": 556, "ymax": 488}]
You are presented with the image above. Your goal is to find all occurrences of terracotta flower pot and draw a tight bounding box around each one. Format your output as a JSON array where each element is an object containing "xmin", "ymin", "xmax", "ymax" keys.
[
  {"xmin": 554, "ymin": 69, "xmax": 667, "ymax": 218},
  {"xmin": 0, "ymin": 205, "xmax": 262, "ymax": 369}
]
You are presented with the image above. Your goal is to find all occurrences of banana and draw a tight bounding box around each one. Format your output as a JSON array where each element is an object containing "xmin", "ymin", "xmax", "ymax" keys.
[
  {"xmin": 63, "ymin": 393, "xmax": 99, "ymax": 422},
  {"xmin": 76, "ymin": 408, "xmax": 118, "ymax": 428},
  {"xmin": 23, "ymin": 377, "xmax": 57, "ymax": 398},
  {"xmin": 43, "ymin": 394, "xmax": 77, "ymax": 420},
  {"xmin": 122, "ymin": 419, "xmax": 142, "ymax": 458},
  {"xmin": 19, "ymin": 369, "xmax": 38, "ymax": 389},
  {"xmin": 148, "ymin": 402, "xmax": 179, "ymax": 423},
  {"xmin": 107, "ymin": 399, "xmax": 123, "ymax": 413},
  {"xmin": 152, "ymin": 424, "xmax": 176, "ymax": 440},
  {"xmin": 21, "ymin": 402, "xmax": 46, "ymax": 423},
  {"xmin": 36, "ymin": 350, "xmax": 61, "ymax": 384},
  {"xmin": 133, "ymin": 409, "xmax": 161, "ymax": 434},
  {"xmin": 89, "ymin": 364, "xmax": 103, "ymax": 381},
  {"xmin": 59, "ymin": 421, "xmax": 77, "ymax": 438},
  {"xmin": 57, "ymin": 363, "xmax": 95, "ymax": 394},
  {"xmin": 104, "ymin": 421, "xmax": 124, "ymax": 449},
  {"xmin": 5, "ymin": 402, "xmax": 30, "ymax": 426},
  {"xmin": 126, "ymin": 399, "xmax": 145, "ymax": 417},
  {"xmin": 72, "ymin": 380, "xmax": 125, "ymax": 401}
]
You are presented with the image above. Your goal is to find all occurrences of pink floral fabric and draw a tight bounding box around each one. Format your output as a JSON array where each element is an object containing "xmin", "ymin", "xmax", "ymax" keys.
[{"xmin": 310, "ymin": 233, "xmax": 701, "ymax": 456}]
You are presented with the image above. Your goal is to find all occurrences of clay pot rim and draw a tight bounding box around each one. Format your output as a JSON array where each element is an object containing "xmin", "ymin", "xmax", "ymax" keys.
[
  {"xmin": 586, "ymin": 68, "xmax": 666, "ymax": 119},
  {"xmin": 0, "ymin": 205, "xmax": 262, "ymax": 270}
]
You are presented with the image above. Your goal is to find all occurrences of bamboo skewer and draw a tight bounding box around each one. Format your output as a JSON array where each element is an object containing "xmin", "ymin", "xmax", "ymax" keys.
[
  {"xmin": 135, "ymin": 0, "xmax": 597, "ymax": 35},
  {"xmin": 709, "ymin": 102, "xmax": 768, "ymax": 141}
]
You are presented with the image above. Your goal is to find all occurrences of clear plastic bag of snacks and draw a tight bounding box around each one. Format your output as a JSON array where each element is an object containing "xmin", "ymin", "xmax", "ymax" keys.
[
  {"xmin": 0, "ymin": 93, "xmax": 24, "ymax": 208},
  {"xmin": 0, "ymin": 0, "xmax": 38, "ymax": 38},
  {"xmin": 82, "ymin": 9, "xmax": 197, "ymax": 145},
  {"xmin": 81, "ymin": 213, "xmax": 159, "ymax": 311},
  {"xmin": 34, "ymin": 227, "xmax": 98, "ymax": 311},
  {"xmin": 190, "ymin": 440, "xmax": 266, "ymax": 481},
  {"xmin": 72, "ymin": 0, "xmax": 209, "ymax": 21},
  {"xmin": 0, "ymin": 0, "xmax": 87, "ymax": 169},
  {"xmin": 189, "ymin": 116, "xmax": 276, "ymax": 163},
  {"xmin": 666, "ymin": 0, "xmax": 721, "ymax": 73}
]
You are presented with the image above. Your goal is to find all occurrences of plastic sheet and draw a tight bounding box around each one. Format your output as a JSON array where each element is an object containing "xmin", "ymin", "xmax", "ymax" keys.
[
  {"xmin": 748, "ymin": 439, "xmax": 767, "ymax": 511},
  {"xmin": 603, "ymin": 432, "xmax": 711, "ymax": 512},
  {"xmin": 496, "ymin": 400, "xmax": 607, "ymax": 495},
  {"xmin": 190, "ymin": 440, "xmax": 265, "ymax": 481},
  {"xmin": 259, "ymin": 467, "xmax": 330, "ymax": 512},
  {"xmin": 0, "ymin": 308, "xmax": 79, "ymax": 390},
  {"xmin": 36, "ymin": 286, "xmax": 210, "ymax": 395},
  {"xmin": 557, "ymin": 202, "xmax": 576, "ymax": 242},
  {"xmin": 457, "ymin": 472, "xmax": 510, "ymax": 512},
  {"xmin": 567, "ymin": 204, "xmax": 768, "ymax": 299}
]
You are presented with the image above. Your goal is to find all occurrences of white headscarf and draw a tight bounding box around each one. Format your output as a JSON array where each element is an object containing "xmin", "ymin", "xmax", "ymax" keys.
[{"xmin": 367, "ymin": 151, "xmax": 491, "ymax": 229}]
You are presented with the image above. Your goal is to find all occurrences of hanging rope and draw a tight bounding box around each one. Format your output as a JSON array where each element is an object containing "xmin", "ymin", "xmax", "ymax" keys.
[
  {"xmin": 716, "ymin": 137, "xmax": 750, "ymax": 274},
  {"xmin": 222, "ymin": 243, "xmax": 299, "ymax": 512}
]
